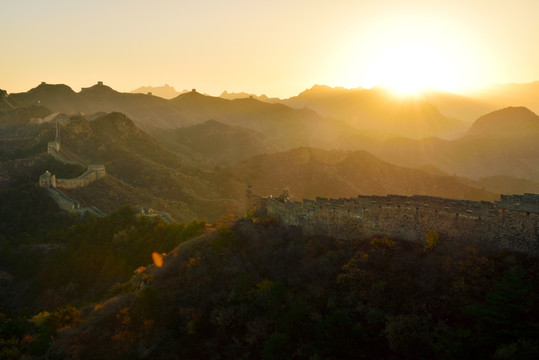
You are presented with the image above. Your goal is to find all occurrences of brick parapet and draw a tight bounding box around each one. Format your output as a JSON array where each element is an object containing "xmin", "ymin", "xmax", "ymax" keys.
[{"xmin": 258, "ymin": 193, "xmax": 539, "ymax": 255}]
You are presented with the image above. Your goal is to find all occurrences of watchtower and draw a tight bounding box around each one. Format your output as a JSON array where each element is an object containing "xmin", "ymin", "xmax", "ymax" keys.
[{"xmin": 39, "ymin": 171, "xmax": 56, "ymax": 188}]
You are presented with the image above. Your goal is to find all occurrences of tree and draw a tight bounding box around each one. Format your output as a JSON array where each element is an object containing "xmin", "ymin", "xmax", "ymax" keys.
[{"xmin": 424, "ymin": 229, "xmax": 439, "ymax": 252}]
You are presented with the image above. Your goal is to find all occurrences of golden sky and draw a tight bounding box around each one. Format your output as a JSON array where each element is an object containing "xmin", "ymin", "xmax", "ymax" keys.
[{"xmin": 2, "ymin": 0, "xmax": 539, "ymax": 97}]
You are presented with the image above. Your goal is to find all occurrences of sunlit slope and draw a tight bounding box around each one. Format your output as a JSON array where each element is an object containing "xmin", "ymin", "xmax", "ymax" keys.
[{"xmin": 216, "ymin": 147, "xmax": 496, "ymax": 201}]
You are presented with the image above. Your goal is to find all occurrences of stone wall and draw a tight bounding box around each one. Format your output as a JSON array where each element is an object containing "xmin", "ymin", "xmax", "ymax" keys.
[
  {"xmin": 55, "ymin": 166, "xmax": 105, "ymax": 189},
  {"xmin": 499, "ymin": 193, "xmax": 539, "ymax": 213},
  {"xmin": 45, "ymin": 187, "xmax": 105, "ymax": 217},
  {"xmin": 257, "ymin": 193, "xmax": 539, "ymax": 256},
  {"xmin": 47, "ymin": 141, "xmax": 84, "ymax": 166},
  {"xmin": 44, "ymin": 120, "xmax": 105, "ymax": 188}
]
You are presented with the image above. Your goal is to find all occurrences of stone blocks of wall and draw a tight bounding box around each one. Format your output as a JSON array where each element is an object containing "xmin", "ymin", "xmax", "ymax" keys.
[
  {"xmin": 55, "ymin": 165, "xmax": 105, "ymax": 189},
  {"xmin": 499, "ymin": 193, "xmax": 539, "ymax": 213},
  {"xmin": 261, "ymin": 194, "xmax": 539, "ymax": 256}
]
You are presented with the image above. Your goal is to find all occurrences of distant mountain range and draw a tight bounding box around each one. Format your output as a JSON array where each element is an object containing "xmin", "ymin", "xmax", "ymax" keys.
[
  {"xmin": 2, "ymin": 81, "xmax": 538, "ymax": 218},
  {"xmin": 280, "ymin": 85, "xmax": 467, "ymax": 139},
  {"xmin": 220, "ymin": 90, "xmax": 280, "ymax": 102}
]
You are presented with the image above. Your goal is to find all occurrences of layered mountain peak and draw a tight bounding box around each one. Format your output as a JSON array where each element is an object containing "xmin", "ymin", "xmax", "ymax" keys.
[{"xmin": 468, "ymin": 106, "xmax": 539, "ymax": 137}]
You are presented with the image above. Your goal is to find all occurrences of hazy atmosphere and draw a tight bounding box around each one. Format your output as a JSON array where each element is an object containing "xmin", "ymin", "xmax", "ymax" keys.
[
  {"xmin": 1, "ymin": 1, "xmax": 538, "ymax": 359},
  {"xmin": 2, "ymin": 0, "xmax": 539, "ymax": 96}
]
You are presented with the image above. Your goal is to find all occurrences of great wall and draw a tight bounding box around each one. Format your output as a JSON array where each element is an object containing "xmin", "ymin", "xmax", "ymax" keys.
[
  {"xmin": 38, "ymin": 118, "xmax": 107, "ymax": 217},
  {"xmin": 248, "ymin": 188, "xmax": 539, "ymax": 256},
  {"xmin": 38, "ymin": 115, "xmax": 173, "ymax": 222}
]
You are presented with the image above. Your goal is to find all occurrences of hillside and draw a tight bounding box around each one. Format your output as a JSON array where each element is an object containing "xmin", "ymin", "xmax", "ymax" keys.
[
  {"xmin": 168, "ymin": 91, "xmax": 370, "ymax": 151},
  {"xmin": 174, "ymin": 120, "xmax": 277, "ymax": 165},
  {"xmin": 368, "ymin": 134, "xmax": 539, "ymax": 182},
  {"xmin": 41, "ymin": 219, "xmax": 539, "ymax": 360},
  {"xmin": 467, "ymin": 106, "xmax": 539, "ymax": 137},
  {"xmin": 216, "ymin": 147, "xmax": 497, "ymax": 201},
  {"xmin": 57, "ymin": 112, "xmax": 228, "ymax": 221},
  {"xmin": 61, "ymin": 175, "xmax": 196, "ymax": 219}
]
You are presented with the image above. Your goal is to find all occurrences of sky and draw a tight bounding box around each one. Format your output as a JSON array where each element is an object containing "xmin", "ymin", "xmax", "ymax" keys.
[{"xmin": 1, "ymin": 0, "xmax": 539, "ymax": 97}]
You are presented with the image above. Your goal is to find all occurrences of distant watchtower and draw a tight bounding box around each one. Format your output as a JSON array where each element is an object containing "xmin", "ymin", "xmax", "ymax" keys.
[
  {"xmin": 192, "ymin": 89, "xmax": 196, "ymax": 93},
  {"xmin": 97, "ymin": 81, "xmax": 103, "ymax": 86}
]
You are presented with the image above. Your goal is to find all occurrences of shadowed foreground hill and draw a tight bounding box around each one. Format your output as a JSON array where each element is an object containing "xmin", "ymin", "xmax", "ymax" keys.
[
  {"xmin": 46, "ymin": 219, "xmax": 539, "ymax": 360},
  {"xmin": 216, "ymin": 147, "xmax": 497, "ymax": 201}
]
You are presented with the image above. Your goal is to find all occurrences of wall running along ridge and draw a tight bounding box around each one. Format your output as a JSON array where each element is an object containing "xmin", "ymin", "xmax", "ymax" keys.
[
  {"xmin": 251, "ymin": 192, "xmax": 539, "ymax": 256},
  {"xmin": 43, "ymin": 120, "xmax": 106, "ymax": 189}
]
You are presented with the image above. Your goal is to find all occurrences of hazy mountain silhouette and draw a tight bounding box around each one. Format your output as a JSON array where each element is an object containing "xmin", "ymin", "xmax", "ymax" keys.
[
  {"xmin": 131, "ymin": 84, "xmax": 187, "ymax": 99},
  {"xmin": 367, "ymin": 131, "xmax": 539, "ymax": 181},
  {"xmin": 7, "ymin": 84, "xmax": 361, "ymax": 149},
  {"xmin": 467, "ymin": 106, "xmax": 539, "ymax": 137},
  {"xmin": 8, "ymin": 83, "xmax": 92, "ymax": 114},
  {"xmin": 5, "ymin": 82, "xmax": 539, "ymax": 192},
  {"xmin": 220, "ymin": 90, "xmax": 280, "ymax": 102},
  {"xmin": 168, "ymin": 90, "xmax": 368, "ymax": 150},
  {"xmin": 476, "ymin": 175, "xmax": 539, "ymax": 195},
  {"xmin": 417, "ymin": 82, "xmax": 539, "ymax": 122},
  {"xmin": 419, "ymin": 89, "xmax": 495, "ymax": 122},
  {"xmin": 281, "ymin": 85, "xmax": 466, "ymax": 139},
  {"xmin": 8, "ymin": 82, "xmax": 187, "ymax": 129}
]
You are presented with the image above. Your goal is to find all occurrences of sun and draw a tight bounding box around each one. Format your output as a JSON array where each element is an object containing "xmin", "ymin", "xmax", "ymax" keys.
[{"xmin": 366, "ymin": 43, "xmax": 458, "ymax": 96}]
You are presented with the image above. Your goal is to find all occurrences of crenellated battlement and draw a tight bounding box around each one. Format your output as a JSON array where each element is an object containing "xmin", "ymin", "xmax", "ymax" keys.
[{"xmin": 251, "ymin": 190, "xmax": 539, "ymax": 256}]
